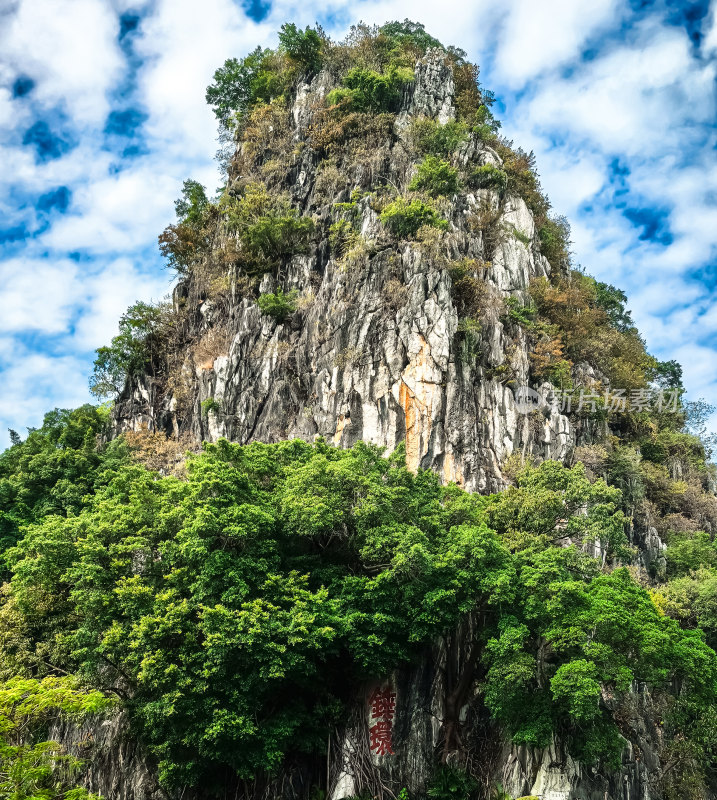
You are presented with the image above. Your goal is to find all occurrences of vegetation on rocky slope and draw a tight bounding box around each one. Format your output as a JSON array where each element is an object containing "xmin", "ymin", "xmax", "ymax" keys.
[
  {"xmin": 1, "ymin": 17, "xmax": 717, "ymax": 800},
  {"xmin": 2, "ymin": 415, "xmax": 717, "ymax": 796}
]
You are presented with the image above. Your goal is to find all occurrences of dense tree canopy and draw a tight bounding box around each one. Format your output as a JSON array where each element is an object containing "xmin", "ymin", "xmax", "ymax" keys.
[{"xmin": 0, "ymin": 436, "xmax": 715, "ymax": 794}]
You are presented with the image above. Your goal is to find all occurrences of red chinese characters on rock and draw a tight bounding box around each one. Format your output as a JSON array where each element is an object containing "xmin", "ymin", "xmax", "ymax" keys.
[{"xmin": 368, "ymin": 686, "xmax": 396, "ymax": 756}]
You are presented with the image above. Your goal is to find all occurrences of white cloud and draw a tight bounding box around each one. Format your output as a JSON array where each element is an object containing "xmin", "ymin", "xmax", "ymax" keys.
[
  {"xmin": 43, "ymin": 163, "xmax": 180, "ymax": 253},
  {"xmin": 133, "ymin": 0, "xmax": 273, "ymax": 163},
  {"xmin": 0, "ymin": 257, "xmax": 80, "ymax": 333},
  {"xmin": 73, "ymin": 257, "xmax": 170, "ymax": 350},
  {"xmin": 0, "ymin": 0, "xmax": 124, "ymax": 125},
  {"xmin": 492, "ymin": 0, "xmax": 621, "ymax": 87},
  {"xmin": 0, "ymin": 351, "xmax": 92, "ymax": 448}
]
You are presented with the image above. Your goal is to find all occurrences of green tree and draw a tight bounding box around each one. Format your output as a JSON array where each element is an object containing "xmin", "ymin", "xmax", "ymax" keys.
[
  {"xmin": 326, "ymin": 66, "xmax": 414, "ymax": 113},
  {"xmin": 89, "ymin": 302, "xmax": 171, "ymax": 399},
  {"xmin": 257, "ymin": 289, "xmax": 298, "ymax": 322},
  {"xmin": 0, "ymin": 676, "xmax": 110, "ymax": 799},
  {"xmin": 594, "ymin": 281, "xmax": 634, "ymax": 333},
  {"xmin": 0, "ymin": 405, "xmax": 125, "ymax": 556},
  {"xmin": 221, "ymin": 182, "xmax": 314, "ymax": 273},
  {"xmin": 158, "ymin": 180, "xmax": 216, "ymax": 275},
  {"xmin": 380, "ymin": 197, "xmax": 447, "ymax": 238},
  {"xmin": 379, "ymin": 20, "xmax": 444, "ymax": 54},
  {"xmin": 278, "ymin": 24, "xmax": 323, "ymax": 74},
  {"xmin": 6, "ymin": 443, "xmax": 716, "ymax": 788},
  {"xmin": 205, "ymin": 48, "xmax": 283, "ymax": 127},
  {"xmin": 5, "ymin": 441, "xmax": 512, "ymax": 789},
  {"xmin": 488, "ymin": 460, "xmax": 629, "ymax": 559}
]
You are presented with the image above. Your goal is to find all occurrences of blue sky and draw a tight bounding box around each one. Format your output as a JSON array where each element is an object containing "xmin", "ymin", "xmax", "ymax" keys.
[{"xmin": 0, "ymin": 0, "xmax": 716, "ymax": 447}]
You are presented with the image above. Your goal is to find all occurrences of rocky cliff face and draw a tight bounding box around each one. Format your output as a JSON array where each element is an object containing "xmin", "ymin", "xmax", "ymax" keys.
[
  {"xmin": 113, "ymin": 49, "xmax": 578, "ymax": 494},
  {"xmin": 100, "ymin": 46, "xmax": 684, "ymax": 800}
]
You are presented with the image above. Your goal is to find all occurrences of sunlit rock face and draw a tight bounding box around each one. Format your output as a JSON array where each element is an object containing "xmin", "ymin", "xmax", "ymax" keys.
[{"xmin": 113, "ymin": 49, "xmax": 577, "ymax": 494}]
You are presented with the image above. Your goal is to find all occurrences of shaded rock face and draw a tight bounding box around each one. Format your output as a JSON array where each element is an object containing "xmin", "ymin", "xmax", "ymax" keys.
[
  {"xmin": 327, "ymin": 647, "xmax": 662, "ymax": 800},
  {"xmin": 50, "ymin": 713, "xmax": 163, "ymax": 800},
  {"xmin": 113, "ymin": 50, "xmax": 576, "ymax": 494}
]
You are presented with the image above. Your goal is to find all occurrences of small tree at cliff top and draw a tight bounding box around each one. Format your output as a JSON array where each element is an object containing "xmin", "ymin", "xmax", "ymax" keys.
[
  {"xmin": 278, "ymin": 23, "xmax": 324, "ymax": 74},
  {"xmin": 89, "ymin": 301, "xmax": 171, "ymax": 398}
]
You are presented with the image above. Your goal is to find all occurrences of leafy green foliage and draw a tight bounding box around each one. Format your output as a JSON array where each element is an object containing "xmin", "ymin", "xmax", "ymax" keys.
[
  {"xmin": 278, "ymin": 24, "xmax": 323, "ymax": 74},
  {"xmin": 206, "ymin": 48, "xmax": 287, "ymax": 127},
  {"xmin": 378, "ymin": 20, "xmax": 444, "ymax": 54},
  {"xmin": 488, "ymin": 460, "xmax": 629, "ymax": 558},
  {"xmin": 409, "ymin": 156, "xmax": 460, "ymax": 197},
  {"xmin": 201, "ymin": 398, "xmax": 221, "ymax": 417},
  {"xmin": 0, "ymin": 406, "xmax": 124, "ymax": 555},
  {"xmin": 380, "ymin": 198, "xmax": 447, "ymax": 238},
  {"xmin": 656, "ymin": 568, "xmax": 717, "ymax": 649},
  {"xmin": 410, "ymin": 118, "xmax": 468, "ymax": 157},
  {"xmin": 447, "ymin": 52, "xmax": 499, "ymax": 136},
  {"xmin": 426, "ymin": 765, "xmax": 477, "ymax": 800},
  {"xmin": 504, "ymin": 296, "xmax": 537, "ymax": 328},
  {"xmin": 4, "ymin": 441, "xmax": 513, "ymax": 789},
  {"xmin": 174, "ymin": 179, "xmax": 210, "ymax": 227},
  {"xmin": 4, "ymin": 437, "xmax": 715, "ymax": 788},
  {"xmin": 666, "ymin": 532, "xmax": 717, "ymax": 577},
  {"xmin": 537, "ymin": 216, "xmax": 571, "ymax": 271},
  {"xmin": 328, "ymin": 220, "xmax": 360, "ymax": 257},
  {"xmin": 222, "ymin": 182, "xmax": 314, "ymax": 273},
  {"xmin": 326, "ymin": 66, "xmax": 413, "ymax": 114},
  {"xmin": 469, "ymin": 164, "xmax": 508, "ymax": 192},
  {"xmin": 158, "ymin": 180, "xmax": 216, "ymax": 275},
  {"xmin": 605, "ymin": 446, "xmax": 645, "ymax": 513},
  {"xmin": 257, "ymin": 288, "xmax": 298, "ymax": 322},
  {"xmin": 484, "ymin": 555, "xmax": 716, "ymax": 765},
  {"xmin": 471, "ymin": 104, "xmax": 501, "ymax": 141},
  {"xmin": 0, "ymin": 676, "xmax": 110, "ymax": 799},
  {"xmin": 90, "ymin": 302, "xmax": 171, "ymax": 399},
  {"xmin": 594, "ymin": 282, "xmax": 635, "ymax": 334}
]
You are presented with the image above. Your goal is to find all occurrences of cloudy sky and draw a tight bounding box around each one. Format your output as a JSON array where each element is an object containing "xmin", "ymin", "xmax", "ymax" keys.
[{"xmin": 0, "ymin": 0, "xmax": 716, "ymax": 447}]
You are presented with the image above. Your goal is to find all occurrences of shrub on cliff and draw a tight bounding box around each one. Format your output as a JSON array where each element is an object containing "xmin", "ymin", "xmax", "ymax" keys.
[
  {"xmin": 409, "ymin": 156, "xmax": 461, "ymax": 197},
  {"xmin": 222, "ymin": 182, "xmax": 314, "ymax": 272},
  {"xmin": 537, "ymin": 215, "xmax": 572, "ymax": 271},
  {"xmin": 326, "ymin": 65, "xmax": 414, "ymax": 114},
  {"xmin": 90, "ymin": 301, "xmax": 172, "ymax": 399},
  {"xmin": 469, "ymin": 164, "xmax": 508, "ymax": 192},
  {"xmin": 158, "ymin": 180, "xmax": 217, "ymax": 276},
  {"xmin": 410, "ymin": 118, "xmax": 468, "ymax": 157},
  {"xmin": 379, "ymin": 19, "xmax": 444, "ymax": 55},
  {"xmin": 257, "ymin": 288, "xmax": 298, "ymax": 322},
  {"xmin": 380, "ymin": 197, "xmax": 448, "ymax": 238}
]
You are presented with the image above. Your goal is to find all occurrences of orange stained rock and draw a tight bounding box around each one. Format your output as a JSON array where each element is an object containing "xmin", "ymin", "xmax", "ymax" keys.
[{"xmin": 398, "ymin": 335, "xmax": 441, "ymax": 474}]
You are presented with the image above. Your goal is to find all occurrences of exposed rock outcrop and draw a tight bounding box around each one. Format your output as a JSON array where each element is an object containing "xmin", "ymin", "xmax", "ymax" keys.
[{"xmin": 113, "ymin": 50, "xmax": 576, "ymax": 493}]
